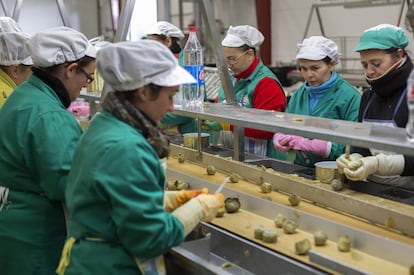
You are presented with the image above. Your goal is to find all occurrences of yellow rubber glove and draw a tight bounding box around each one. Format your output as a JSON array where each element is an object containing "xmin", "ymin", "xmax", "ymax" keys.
[
  {"xmin": 344, "ymin": 154, "xmax": 405, "ymax": 181},
  {"xmin": 336, "ymin": 153, "xmax": 363, "ymax": 174},
  {"xmin": 172, "ymin": 193, "xmax": 224, "ymax": 236},
  {"xmin": 164, "ymin": 188, "xmax": 208, "ymax": 212},
  {"xmin": 201, "ymin": 120, "xmax": 231, "ymax": 131}
]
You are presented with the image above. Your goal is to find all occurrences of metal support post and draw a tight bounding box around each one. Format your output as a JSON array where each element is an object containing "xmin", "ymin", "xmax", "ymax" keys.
[
  {"xmin": 199, "ymin": 0, "xmax": 236, "ymax": 105},
  {"xmin": 56, "ymin": 0, "xmax": 71, "ymax": 27},
  {"xmin": 11, "ymin": 0, "xmax": 23, "ymax": 21},
  {"xmin": 100, "ymin": 0, "xmax": 136, "ymax": 101},
  {"xmin": 198, "ymin": 0, "xmax": 242, "ymax": 161}
]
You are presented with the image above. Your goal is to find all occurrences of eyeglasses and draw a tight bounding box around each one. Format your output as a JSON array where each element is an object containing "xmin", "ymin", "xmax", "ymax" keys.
[
  {"xmin": 77, "ymin": 67, "xmax": 94, "ymax": 83},
  {"xmin": 225, "ymin": 51, "xmax": 248, "ymax": 65}
]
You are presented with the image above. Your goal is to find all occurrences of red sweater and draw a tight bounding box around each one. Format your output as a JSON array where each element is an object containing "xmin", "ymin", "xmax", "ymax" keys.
[{"xmin": 217, "ymin": 58, "xmax": 286, "ymax": 139}]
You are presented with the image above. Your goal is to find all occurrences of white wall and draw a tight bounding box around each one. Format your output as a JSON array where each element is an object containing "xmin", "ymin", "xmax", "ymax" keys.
[
  {"xmin": 1, "ymin": 0, "xmax": 103, "ymax": 39},
  {"xmin": 4, "ymin": 0, "xmax": 413, "ymax": 69},
  {"xmin": 271, "ymin": 0, "xmax": 413, "ymax": 68}
]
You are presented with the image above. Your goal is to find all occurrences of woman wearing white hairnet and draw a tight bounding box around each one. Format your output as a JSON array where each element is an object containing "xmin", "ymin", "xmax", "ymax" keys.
[
  {"xmin": 273, "ymin": 36, "xmax": 361, "ymax": 167},
  {"xmin": 56, "ymin": 40, "xmax": 223, "ymax": 275},
  {"xmin": 0, "ymin": 32, "xmax": 33, "ymax": 107},
  {"xmin": 146, "ymin": 21, "xmax": 199, "ymax": 134},
  {"xmin": 0, "ymin": 27, "xmax": 96, "ymax": 274},
  {"xmin": 203, "ymin": 25, "xmax": 287, "ymax": 156},
  {"xmin": 337, "ymin": 24, "xmax": 414, "ymax": 189},
  {"xmin": 146, "ymin": 21, "xmax": 185, "ymax": 59}
]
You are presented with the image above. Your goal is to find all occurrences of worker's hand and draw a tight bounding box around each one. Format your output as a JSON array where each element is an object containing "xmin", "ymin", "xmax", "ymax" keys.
[
  {"xmin": 272, "ymin": 133, "xmax": 294, "ymax": 152},
  {"xmin": 342, "ymin": 156, "xmax": 378, "ymax": 181},
  {"xmin": 164, "ymin": 189, "xmax": 208, "ymax": 212},
  {"xmin": 336, "ymin": 153, "xmax": 363, "ymax": 174},
  {"xmin": 273, "ymin": 134, "xmax": 330, "ymax": 157},
  {"xmin": 343, "ymin": 154, "xmax": 405, "ymax": 181},
  {"xmin": 201, "ymin": 120, "xmax": 222, "ymax": 131},
  {"xmin": 171, "ymin": 193, "xmax": 224, "ymax": 236},
  {"xmin": 196, "ymin": 193, "xmax": 224, "ymax": 221}
]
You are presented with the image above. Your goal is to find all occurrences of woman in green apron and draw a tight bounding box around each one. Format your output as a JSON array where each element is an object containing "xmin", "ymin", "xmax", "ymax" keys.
[
  {"xmin": 273, "ymin": 36, "xmax": 361, "ymax": 167},
  {"xmin": 57, "ymin": 40, "xmax": 223, "ymax": 275},
  {"xmin": 0, "ymin": 27, "xmax": 97, "ymax": 274},
  {"xmin": 337, "ymin": 24, "xmax": 414, "ymax": 189}
]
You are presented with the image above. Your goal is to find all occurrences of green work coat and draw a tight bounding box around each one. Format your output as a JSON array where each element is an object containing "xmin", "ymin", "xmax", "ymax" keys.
[
  {"xmin": 283, "ymin": 75, "xmax": 361, "ymax": 167},
  {"xmin": 217, "ymin": 60, "xmax": 284, "ymax": 156},
  {"xmin": 0, "ymin": 74, "xmax": 83, "ymax": 274},
  {"xmin": 161, "ymin": 112, "xmax": 197, "ymax": 134},
  {"xmin": 63, "ymin": 110, "xmax": 185, "ymax": 274}
]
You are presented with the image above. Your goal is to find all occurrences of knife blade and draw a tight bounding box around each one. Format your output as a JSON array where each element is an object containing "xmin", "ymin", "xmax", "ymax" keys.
[{"xmin": 215, "ymin": 177, "xmax": 229, "ymax": 194}]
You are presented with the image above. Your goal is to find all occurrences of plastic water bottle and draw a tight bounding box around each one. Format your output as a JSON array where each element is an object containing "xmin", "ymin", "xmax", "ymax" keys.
[
  {"xmin": 182, "ymin": 26, "xmax": 205, "ymax": 110},
  {"xmin": 406, "ymin": 69, "xmax": 414, "ymax": 142}
]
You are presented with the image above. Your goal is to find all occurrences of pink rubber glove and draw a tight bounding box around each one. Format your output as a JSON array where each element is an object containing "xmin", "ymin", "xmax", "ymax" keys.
[
  {"xmin": 273, "ymin": 133, "xmax": 296, "ymax": 152},
  {"xmin": 288, "ymin": 136, "xmax": 331, "ymax": 157}
]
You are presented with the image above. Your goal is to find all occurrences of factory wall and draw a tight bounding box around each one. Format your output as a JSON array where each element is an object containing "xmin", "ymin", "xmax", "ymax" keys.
[{"xmin": 2, "ymin": 0, "xmax": 413, "ymax": 69}]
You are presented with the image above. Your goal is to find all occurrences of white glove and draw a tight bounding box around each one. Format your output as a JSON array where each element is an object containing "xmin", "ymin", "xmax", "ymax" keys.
[
  {"xmin": 344, "ymin": 154, "xmax": 405, "ymax": 181},
  {"xmin": 172, "ymin": 194, "xmax": 224, "ymax": 236},
  {"xmin": 336, "ymin": 153, "xmax": 363, "ymax": 174}
]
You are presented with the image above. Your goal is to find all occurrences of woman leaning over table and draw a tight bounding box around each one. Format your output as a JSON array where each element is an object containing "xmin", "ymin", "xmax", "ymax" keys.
[
  {"xmin": 57, "ymin": 40, "xmax": 223, "ymax": 275},
  {"xmin": 337, "ymin": 24, "xmax": 414, "ymax": 189},
  {"xmin": 0, "ymin": 27, "xmax": 96, "ymax": 274}
]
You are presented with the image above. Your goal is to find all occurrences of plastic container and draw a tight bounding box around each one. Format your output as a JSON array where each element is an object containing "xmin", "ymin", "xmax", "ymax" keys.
[
  {"xmin": 182, "ymin": 26, "xmax": 205, "ymax": 110},
  {"xmin": 406, "ymin": 69, "xmax": 414, "ymax": 142}
]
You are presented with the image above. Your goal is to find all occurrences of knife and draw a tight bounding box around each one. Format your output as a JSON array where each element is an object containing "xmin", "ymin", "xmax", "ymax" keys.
[{"xmin": 215, "ymin": 177, "xmax": 229, "ymax": 194}]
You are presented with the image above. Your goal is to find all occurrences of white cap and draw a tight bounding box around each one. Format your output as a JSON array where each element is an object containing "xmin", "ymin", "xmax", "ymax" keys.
[
  {"xmin": 97, "ymin": 40, "xmax": 196, "ymax": 91},
  {"xmin": 221, "ymin": 25, "xmax": 264, "ymax": 48},
  {"xmin": 147, "ymin": 21, "xmax": 184, "ymax": 39},
  {"xmin": 26, "ymin": 26, "xmax": 97, "ymax": 68},
  {"xmin": 0, "ymin": 17, "xmax": 22, "ymax": 32},
  {"xmin": 89, "ymin": 36, "xmax": 112, "ymax": 51},
  {"xmin": 296, "ymin": 36, "xmax": 341, "ymax": 62},
  {"xmin": 0, "ymin": 32, "xmax": 32, "ymax": 65}
]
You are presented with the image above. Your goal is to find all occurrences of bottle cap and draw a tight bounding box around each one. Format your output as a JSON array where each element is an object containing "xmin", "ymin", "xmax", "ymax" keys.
[{"xmin": 189, "ymin": 25, "xmax": 196, "ymax": 32}]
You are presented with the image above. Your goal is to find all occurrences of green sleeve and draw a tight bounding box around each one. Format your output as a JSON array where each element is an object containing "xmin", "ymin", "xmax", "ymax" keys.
[
  {"xmin": 97, "ymin": 139, "xmax": 185, "ymax": 258},
  {"xmin": 161, "ymin": 113, "xmax": 197, "ymax": 134},
  {"xmin": 27, "ymin": 111, "xmax": 82, "ymax": 200}
]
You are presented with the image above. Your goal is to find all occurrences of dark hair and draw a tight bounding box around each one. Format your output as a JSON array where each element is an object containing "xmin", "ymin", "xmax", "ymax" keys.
[
  {"xmin": 114, "ymin": 83, "xmax": 163, "ymax": 101},
  {"xmin": 41, "ymin": 55, "xmax": 95, "ymax": 74},
  {"xmin": 321, "ymin": 56, "xmax": 332, "ymax": 64},
  {"xmin": 239, "ymin": 44, "xmax": 256, "ymax": 55},
  {"xmin": 0, "ymin": 63, "xmax": 31, "ymax": 74},
  {"xmin": 169, "ymin": 37, "xmax": 182, "ymax": 54},
  {"xmin": 147, "ymin": 83, "xmax": 163, "ymax": 100},
  {"xmin": 146, "ymin": 34, "xmax": 167, "ymax": 42},
  {"xmin": 385, "ymin": 47, "xmax": 406, "ymax": 59}
]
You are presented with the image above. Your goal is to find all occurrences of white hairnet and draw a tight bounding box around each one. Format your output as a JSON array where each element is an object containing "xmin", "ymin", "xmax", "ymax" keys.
[
  {"xmin": 26, "ymin": 26, "xmax": 97, "ymax": 68},
  {"xmin": 0, "ymin": 17, "xmax": 21, "ymax": 33},
  {"xmin": 0, "ymin": 32, "xmax": 32, "ymax": 65},
  {"xmin": 221, "ymin": 25, "xmax": 264, "ymax": 48},
  {"xmin": 97, "ymin": 40, "xmax": 195, "ymax": 91},
  {"xmin": 147, "ymin": 21, "xmax": 184, "ymax": 39},
  {"xmin": 296, "ymin": 36, "xmax": 341, "ymax": 62}
]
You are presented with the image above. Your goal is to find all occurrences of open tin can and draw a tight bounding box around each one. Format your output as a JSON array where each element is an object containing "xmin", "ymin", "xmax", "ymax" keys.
[{"xmin": 314, "ymin": 161, "xmax": 340, "ymax": 183}]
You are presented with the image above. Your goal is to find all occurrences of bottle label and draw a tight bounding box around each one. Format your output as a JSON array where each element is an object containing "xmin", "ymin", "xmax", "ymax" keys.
[{"xmin": 184, "ymin": 65, "xmax": 204, "ymax": 86}]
